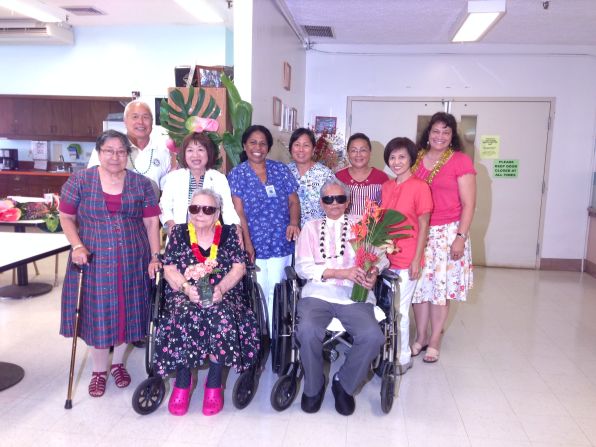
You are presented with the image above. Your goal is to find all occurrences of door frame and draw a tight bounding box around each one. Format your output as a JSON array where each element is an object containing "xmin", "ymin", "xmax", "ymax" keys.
[{"xmin": 346, "ymin": 96, "xmax": 556, "ymax": 269}]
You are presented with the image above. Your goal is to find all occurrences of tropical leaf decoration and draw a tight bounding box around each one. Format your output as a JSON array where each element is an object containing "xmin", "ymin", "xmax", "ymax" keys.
[
  {"xmin": 219, "ymin": 73, "xmax": 253, "ymax": 167},
  {"xmin": 159, "ymin": 87, "xmax": 223, "ymax": 168}
]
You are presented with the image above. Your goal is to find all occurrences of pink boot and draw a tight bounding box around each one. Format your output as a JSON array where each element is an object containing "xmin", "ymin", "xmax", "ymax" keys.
[
  {"xmin": 202, "ymin": 385, "xmax": 224, "ymax": 416},
  {"xmin": 168, "ymin": 378, "xmax": 194, "ymax": 416}
]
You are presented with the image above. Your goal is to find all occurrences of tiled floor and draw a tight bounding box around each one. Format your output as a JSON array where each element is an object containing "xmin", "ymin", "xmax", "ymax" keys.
[{"xmin": 1, "ymin": 256, "xmax": 596, "ymax": 446}]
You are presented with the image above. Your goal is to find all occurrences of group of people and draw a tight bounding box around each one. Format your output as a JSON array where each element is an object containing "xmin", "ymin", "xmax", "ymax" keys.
[{"xmin": 58, "ymin": 100, "xmax": 476, "ymax": 417}]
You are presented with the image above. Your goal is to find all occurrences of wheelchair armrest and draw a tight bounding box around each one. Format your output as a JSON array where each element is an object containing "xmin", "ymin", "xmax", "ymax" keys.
[
  {"xmin": 379, "ymin": 269, "xmax": 400, "ymax": 282},
  {"xmin": 284, "ymin": 266, "xmax": 298, "ymax": 281}
]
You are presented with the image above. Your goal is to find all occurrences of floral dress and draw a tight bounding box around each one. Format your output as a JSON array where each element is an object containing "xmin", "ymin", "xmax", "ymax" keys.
[
  {"xmin": 153, "ymin": 224, "xmax": 260, "ymax": 375},
  {"xmin": 288, "ymin": 161, "xmax": 334, "ymax": 226}
]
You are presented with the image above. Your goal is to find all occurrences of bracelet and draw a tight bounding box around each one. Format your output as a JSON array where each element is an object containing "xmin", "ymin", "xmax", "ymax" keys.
[
  {"xmin": 456, "ymin": 232, "xmax": 468, "ymax": 241},
  {"xmin": 151, "ymin": 252, "xmax": 160, "ymax": 258},
  {"xmin": 72, "ymin": 244, "xmax": 84, "ymax": 251}
]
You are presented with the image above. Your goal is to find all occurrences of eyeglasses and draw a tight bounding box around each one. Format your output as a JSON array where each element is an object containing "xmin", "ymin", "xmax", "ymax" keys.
[
  {"xmin": 348, "ymin": 147, "xmax": 370, "ymax": 155},
  {"xmin": 101, "ymin": 149, "xmax": 128, "ymax": 158},
  {"xmin": 321, "ymin": 195, "xmax": 348, "ymax": 205},
  {"xmin": 188, "ymin": 205, "xmax": 219, "ymax": 215}
]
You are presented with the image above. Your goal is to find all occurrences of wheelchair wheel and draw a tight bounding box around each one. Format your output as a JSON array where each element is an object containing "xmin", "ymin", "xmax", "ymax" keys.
[
  {"xmin": 270, "ymin": 374, "xmax": 298, "ymax": 412},
  {"xmin": 232, "ymin": 369, "xmax": 258, "ymax": 410},
  {"xmin": 380, "ymin": 363, "xmax": 395, "ymax": 414},
  {"xmin": 132, "ymin": 376, "xmax": 166, "ymax": 415},
  {"xmin": 271, "ymin": 282, "xmax": 290, "ymax": 374}
]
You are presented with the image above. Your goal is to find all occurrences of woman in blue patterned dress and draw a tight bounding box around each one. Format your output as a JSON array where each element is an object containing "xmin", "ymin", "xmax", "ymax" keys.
[
  {"xmin": 228, "ymin": 125, "xmax": 300, "ymax": 330},
  {"xmin": 154, "ymin": 188, "xmax": 260, "ymax": 416},
  {"xmin": 287, "ymin": 127, "xmax": 334, "ymax": 227},
  {"xmin": 59, "ymin": 130, "xmax": 161, "ymax": 398}
]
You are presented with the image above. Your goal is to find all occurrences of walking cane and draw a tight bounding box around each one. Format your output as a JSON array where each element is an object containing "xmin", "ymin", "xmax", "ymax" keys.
[{"xmin": 64, "ymin": 255, "xmax": 91, "ymax": 409}]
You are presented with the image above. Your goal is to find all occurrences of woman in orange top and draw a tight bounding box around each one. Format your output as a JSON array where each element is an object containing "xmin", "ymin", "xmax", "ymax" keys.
[{"xmin": 381, "ymin": 137, "xmax": 432, "ymax": 374}]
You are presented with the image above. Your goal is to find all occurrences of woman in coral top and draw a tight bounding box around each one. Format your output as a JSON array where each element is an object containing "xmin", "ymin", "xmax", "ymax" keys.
[
  {"xmin": 381, "ymin": 137, "xmax": 432, "ymax": 375},
  {"xmin": 411, "ymin": 112, "xmax": 476, "ymax": 363}
]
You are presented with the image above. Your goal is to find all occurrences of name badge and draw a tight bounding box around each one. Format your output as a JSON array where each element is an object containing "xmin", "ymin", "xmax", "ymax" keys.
[{"xmin": 265, "ymin": 184, "xmax": 277, "ymax": 198}]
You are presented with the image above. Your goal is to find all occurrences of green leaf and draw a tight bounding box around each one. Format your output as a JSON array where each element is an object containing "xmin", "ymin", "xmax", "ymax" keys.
[
  {"xmin": 203, "ymin": 97, "xmax": 218, "ymax": 118},
  {"xmin": 222, "ymin": 133, "xmax": 242, "ymax": 167},
  {"xmin": 221, "ymin": 73, "xmax": 241, "ymax": 104}
]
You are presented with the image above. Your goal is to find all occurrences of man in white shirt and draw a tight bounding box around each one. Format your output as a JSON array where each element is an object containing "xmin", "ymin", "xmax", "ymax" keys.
[
  {"xmin": 294, "ymin": 178, "xmax": 384, "ymax": 416},
  {"xmin": 88, "ymin": 100, "xmax": 171, "ymax": 199}
]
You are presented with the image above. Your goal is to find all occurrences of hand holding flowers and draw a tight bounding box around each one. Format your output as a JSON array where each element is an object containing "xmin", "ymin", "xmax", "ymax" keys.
[{"xmin": 349, "ymin": 200, "xmax": 412, "ymax": 302}]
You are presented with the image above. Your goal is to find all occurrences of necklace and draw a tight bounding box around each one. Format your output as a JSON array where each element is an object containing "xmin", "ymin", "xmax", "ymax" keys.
[
  {"xmin": 320, "ymin": 215, "xmax": 348, "ymax": 259},
  {"xmin": 129, "ymin": 147, "xmax": 155, "ymax": 175},
  {"xmin": 411, "ymin": 148, "xmax": 454, "ymax": 184},
  {"xmin": 188, "ymin": 221, "xmax": 222, "ymax": 262}
]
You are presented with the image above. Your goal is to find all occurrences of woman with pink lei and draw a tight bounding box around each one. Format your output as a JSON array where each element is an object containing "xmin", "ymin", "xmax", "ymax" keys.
[
  {"xmin": 335, "ymin": 133, "xmax": 388, "ymax": 216},
  {"xmin": 411, "ymin": 112, "xmax": 476, "ymax": 363},
  {"xmin": 381, "ymin": 137, "xmax": 432, "ymax": 375}
]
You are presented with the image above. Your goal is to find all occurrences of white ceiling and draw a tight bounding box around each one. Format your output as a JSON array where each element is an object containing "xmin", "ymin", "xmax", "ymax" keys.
[{"xmin": 0, "ymin": 0, "xmax": 595, "ymax": 46}]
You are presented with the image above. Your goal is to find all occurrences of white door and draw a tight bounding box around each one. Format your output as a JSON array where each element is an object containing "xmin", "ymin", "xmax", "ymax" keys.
[
  {"xmin": 450, "ymin": 100, "xmax": 551, "ymax": 268},
  {"xmin": 348, "ymin": 97, "xmax": 551, "ymax": 268}
]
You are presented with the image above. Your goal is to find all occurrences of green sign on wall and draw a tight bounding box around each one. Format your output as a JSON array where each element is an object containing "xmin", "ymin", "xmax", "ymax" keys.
[{"xmin": 493, "ymin": 159, "xmax": 519, "ymax": 178}]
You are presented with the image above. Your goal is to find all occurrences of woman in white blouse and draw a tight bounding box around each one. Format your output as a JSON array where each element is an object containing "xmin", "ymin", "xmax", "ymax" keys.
[{"xmin": 160, "ymin": 132, "xmax": 239, "ymax": 232}]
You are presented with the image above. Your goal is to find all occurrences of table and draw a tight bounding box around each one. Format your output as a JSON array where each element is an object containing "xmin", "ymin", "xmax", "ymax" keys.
[{"xmin": 0, "ymin": 231, "xmax": 70, "ymax": 298}]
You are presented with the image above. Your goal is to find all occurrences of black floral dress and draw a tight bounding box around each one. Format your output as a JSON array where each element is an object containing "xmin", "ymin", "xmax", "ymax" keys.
[{"xmin": 154, "ymin": 224, "xmax": 260, "ymax": 375}]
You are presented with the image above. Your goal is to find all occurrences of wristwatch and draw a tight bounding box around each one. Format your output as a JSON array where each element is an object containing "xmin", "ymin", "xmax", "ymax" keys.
[{"xmin": 456, "ymin": 232, "xmax": 468, "ymax": 241}]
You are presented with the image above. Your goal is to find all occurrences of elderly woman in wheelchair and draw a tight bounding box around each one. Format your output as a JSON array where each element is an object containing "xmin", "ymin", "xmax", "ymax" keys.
[
  {"xmin": 292, "ymin": 177, "xmax": 388, "ymax": 415},
  {"xmin": 152, "ymin": 189, "xmax": 261, "ymax": 416}
]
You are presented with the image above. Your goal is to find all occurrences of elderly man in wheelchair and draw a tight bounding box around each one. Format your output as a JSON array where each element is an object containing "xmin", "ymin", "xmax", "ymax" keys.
[{"xmin": 292, "ymin": 177, "xmax": 388, "ymax": 415}]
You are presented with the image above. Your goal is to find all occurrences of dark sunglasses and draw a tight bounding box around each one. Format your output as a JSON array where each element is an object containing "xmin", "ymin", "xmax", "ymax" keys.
[
  {"xmin": 321, "ymin": 195, "xmax": 348, "ymax": 205},
  {"xmin": 188, "ymin": 205, "xmax": 219, "ymax": 215}
]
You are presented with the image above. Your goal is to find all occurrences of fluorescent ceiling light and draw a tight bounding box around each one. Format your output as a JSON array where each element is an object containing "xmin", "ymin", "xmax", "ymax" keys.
[
  {"xmin": 173, "ymin": 0, "xmax": 224, "ymax": 24},
  {"xmin": 452, "ymin": 0, "xmax": 506, "ymax": 42},
  {"xmin": 0, "ymin": 0, "xmax": 68, "ymax": 23}
]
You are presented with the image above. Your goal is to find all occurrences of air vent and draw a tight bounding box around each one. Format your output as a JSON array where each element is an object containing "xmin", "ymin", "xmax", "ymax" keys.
[
  {"xmin": 303, "ymin": 25, "xmax": 334, "ymax": 38},
  {"xmin": 61, "ymin": 6, "xmax": 105, "ymax": 16}
]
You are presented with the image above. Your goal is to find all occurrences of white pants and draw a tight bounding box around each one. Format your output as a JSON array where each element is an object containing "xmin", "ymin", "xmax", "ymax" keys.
[
  {"xmin": 391, "ymin": 269, "xmax": 418, "ymax": 365},
  {"xmin": 255, "ymin": 255, "xmax": 292, "ymax": 332}
]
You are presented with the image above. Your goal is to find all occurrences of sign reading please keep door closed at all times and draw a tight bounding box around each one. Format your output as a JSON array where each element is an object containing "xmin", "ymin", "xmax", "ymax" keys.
[{"xmin": 493, "ymin": 159, "xmax": 519, "ymax": 178}]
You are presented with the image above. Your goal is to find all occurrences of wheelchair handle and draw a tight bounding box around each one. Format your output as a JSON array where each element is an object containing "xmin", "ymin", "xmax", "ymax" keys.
[
  {"xmin": 379, "ymin": 269, "xmax": 400, "ymax": 282},
  {"xmin": 284, "ymin": 265, "xmax": 298, "ymax": 281}
]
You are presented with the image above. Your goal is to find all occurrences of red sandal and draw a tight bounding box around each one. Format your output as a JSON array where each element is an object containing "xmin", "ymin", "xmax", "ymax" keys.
[
  {"xmin": 89, "ymin": 371, "xmax": 107, "ymax": 397},
  {"xmin": 110, "ymin": 363, "xmax": 131, "ymax": 388}
]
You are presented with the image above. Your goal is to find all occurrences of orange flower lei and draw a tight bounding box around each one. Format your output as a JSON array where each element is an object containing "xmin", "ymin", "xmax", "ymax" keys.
[{"xmin": 188, "ymin": 221, "xmax": 222, "ymax": 263}]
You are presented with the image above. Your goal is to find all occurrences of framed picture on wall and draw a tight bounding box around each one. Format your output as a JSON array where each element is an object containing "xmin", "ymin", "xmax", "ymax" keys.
[
  {"xmin": 291, "ymin": 108, "xmax": 298, "ymax": 131},
  {"xmin": 314, "ymin": 116, "xmax": 337, "ymax": 134},
  {"xmin": 273, "ymin": 96, "xmax": 282, "ymax": 126},
  {"xmin": 283, "ymin": 62, "xmax": 291, "ymax": 91}
]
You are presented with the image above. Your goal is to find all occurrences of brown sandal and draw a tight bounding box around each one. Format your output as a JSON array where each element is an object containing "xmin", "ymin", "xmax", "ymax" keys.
[
  {"xmin": 89, "ymin": 371, "xmax": 107, "ymax": 397},
  {"xmin": 110, "ymin": 363, "xmax": 131, "ymax": 388}
]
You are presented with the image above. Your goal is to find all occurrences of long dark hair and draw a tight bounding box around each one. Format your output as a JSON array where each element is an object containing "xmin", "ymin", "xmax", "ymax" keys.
[{"xmin": 418, "ymin": 112, "xmax": 462, "ymax": 151}]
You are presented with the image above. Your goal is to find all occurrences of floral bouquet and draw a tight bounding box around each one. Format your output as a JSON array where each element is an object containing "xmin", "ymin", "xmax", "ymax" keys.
[
  {"xmin": 0, "ymin": 195, "xmax": 61, "ymax": 232},
  {"xmin": 183, "ymin": 259, "xmax": 220, "ymax": 306},
  {"xmin": 349, "ymin": 200, "xmax": 412, "ymax": 302},
  {"xmin": 311, "ymin": 128, "xmax": 348, "ymax": 172}
]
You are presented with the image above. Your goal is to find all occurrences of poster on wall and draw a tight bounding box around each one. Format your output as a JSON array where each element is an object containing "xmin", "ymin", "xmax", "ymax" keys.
[
  {"xmin": 493, "ymin": 159, "xmax": 519, "ymax": 178},
  {"xmin": 314, "ymin": 116, "xmax": 337, "ymax": 134},
  {"xmin": 480, "ymin": 135, "xmax": 500, "ymax": 159}
]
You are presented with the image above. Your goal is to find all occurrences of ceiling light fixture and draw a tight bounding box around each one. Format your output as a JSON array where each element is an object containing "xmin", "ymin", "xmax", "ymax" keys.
[
  {"xmin": 173, "ymin": 0, "xmax": 224, "ymax": 24},
  {"xmin": 452, "ymin": 0, "xmax": 506, "ymax": 42},
  {"xmin": 0, "ymin": 0, "xmax": 68, "ymax": 23}
]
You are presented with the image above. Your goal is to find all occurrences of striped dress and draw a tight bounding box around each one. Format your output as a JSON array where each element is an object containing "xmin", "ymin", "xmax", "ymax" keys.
[
  {"xmin": 335, "ymin": 167, "xmax": 389, "ymax": 216},
  {"xmin": 59, "ymin": 167, "xmax": 160, "ymax": 348}
]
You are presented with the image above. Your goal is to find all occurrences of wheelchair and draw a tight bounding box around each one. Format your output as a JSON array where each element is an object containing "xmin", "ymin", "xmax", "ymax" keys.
[
  {"xmin": 132, "ymin": 264, "xmax": 269, "ymax": 415},
  {"xmin": 270, "ymin": 266, "xmax": 402, "ymax": 414}
]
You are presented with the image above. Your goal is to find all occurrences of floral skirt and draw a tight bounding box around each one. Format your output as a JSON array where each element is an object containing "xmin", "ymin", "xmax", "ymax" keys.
[
  {"xmin": 153, "ymin": 290, "xmax": 260, "ymax": 376},
  {"xmin": 412, "ymin": 221, "xmax": 473, "ymax": 305}
]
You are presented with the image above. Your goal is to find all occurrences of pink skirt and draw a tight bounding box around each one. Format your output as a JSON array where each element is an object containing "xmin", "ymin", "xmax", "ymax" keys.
[{"xmin": 412, "ymin": 221, "xmax": 473, "ymax": 305}]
